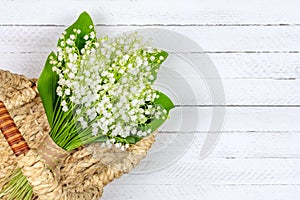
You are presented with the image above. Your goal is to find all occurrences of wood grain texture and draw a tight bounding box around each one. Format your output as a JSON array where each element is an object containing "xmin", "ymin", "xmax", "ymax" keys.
[
  {"xmin": 1, "ymin": 0, "xmax": 300, "ymax": 25},
  {"xmin": 164, "ymin": 107, "xmax": 300, "ymax": 132},
  {"xmin": 107, "ymin": 157, "xmax": 300, "ymax": 185},
  {"xmin": 101, "ymin": 184, "xmax": 300, "ymax": 200},
  {"xmin": 159, "ymin": 78, "xmax": 300, "ymax": 106},
  {"xmin": 1, "ymin": 26, "xmax": 300, "ymax": 52},
  {"xmin": 157, "ymin": 131, "xmax": 300, "ymax": 158}
]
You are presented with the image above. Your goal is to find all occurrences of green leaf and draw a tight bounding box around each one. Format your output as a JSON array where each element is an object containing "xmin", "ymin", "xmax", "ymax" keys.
[
  {"xmin": 147, "ymin": 50, "xmax": 169, "ymax": 83},
  {"xmin": 142, "ymin": 91, "xmax": 175, "ymax": 133},
  {"xmin": 58, "ymin": 11, "xmax": 95, "ymax": 51},
  {"xmin": 140, "ymin": 51, "xmax": 173, "ymax": 133},
  {"xmin": 153, "ymin": 91, "xmax": 175, "ymax": 112},
  {"xmin": 39, "ymin": 12, "xmax": 95, "ymax": 127},
  {"xmin": 125, "ymin": 135, "xmax": 143, "ymax": 144},
  {"xmin": 38, "ymin": 52, "xmax": 58, "ymax": 127},
  {"xmin": 93, "ymin": 135, "xmax": 108, "ymax": 143}
]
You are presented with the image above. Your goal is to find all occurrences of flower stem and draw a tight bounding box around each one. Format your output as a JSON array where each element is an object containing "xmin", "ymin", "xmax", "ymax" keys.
[{"xmin": 0, "ymin": 168, "xmax": 32, "ymax": 200}]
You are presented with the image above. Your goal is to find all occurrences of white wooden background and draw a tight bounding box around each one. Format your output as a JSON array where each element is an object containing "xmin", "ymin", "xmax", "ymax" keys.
[{"xmin": 1, "ymin": 0, "xmax": 300, "ymax": 199}]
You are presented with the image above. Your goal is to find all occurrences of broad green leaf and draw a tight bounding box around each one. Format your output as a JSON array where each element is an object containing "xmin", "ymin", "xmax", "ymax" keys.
[
  {"xmin": 153, "ymin": 91, "xmax": 175, "ymax": 112},
  {"xmin": 39, "ymin": 12, "xmax": 95, "ymax": 128},
  {"xmin": 142, "ymin": 91, "xmax": 174, "ymax": 133},
  {"xmin": 38, "ymin": 52, "xmax": 58, "ymax": 127},
  {"xmin": 58, "ymin": 11, "xmax": 95, "ymax": 52}
]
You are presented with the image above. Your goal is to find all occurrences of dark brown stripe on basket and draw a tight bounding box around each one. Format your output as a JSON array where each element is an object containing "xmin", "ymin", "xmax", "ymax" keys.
[
  {"xmin": 0, "ymin": 101, "xmax": 30, "ymax": 156},
  {"xmin": 0, "ymin": 119, "xmax": 15, "ymax": 127},
  {"xmin": 0, "ymin": 109, "xmax": 8, "ymax": 116},
  {"xmin": 3, "ymin": 128, "xmax": 20, "ymax": 138},
  {"xmin": 0, "ymin": 106, "xmax": 9, "ymax": 116},
  {"xmin": 0, "ymin": 116, "xmax": 13, "ymax": 125},
  {"xmin": 0, "ymin": 112, "xmax": 11, "ymax": 119},
  {"xmin": 8, "ymin": 135, "xmax": 25, "ymax": 146},
  {"xmin": 3, "ymin": 125, "xmax": 18, "ymax": 134},
  {"xmin": 7, "ymin": 133, "xmax": 23, "ymax": 143},
  {"xmin": 1, "ymin": 123, "xmax": 15, "ymax": 132},
  {"xmin": 13, "ymin": 141, "xmax": 30, "ymax": 157}
]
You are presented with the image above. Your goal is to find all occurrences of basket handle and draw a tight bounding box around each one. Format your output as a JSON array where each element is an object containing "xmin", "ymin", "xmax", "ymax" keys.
[{"xmin": 0, "ymin": 101, "xmax": 30, "ymax": 156}]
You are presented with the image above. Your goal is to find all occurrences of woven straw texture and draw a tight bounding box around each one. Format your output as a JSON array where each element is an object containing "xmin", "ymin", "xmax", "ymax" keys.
[{"xmin": 0, "ymin": 69, "xmax": 156, "ymax": 200}]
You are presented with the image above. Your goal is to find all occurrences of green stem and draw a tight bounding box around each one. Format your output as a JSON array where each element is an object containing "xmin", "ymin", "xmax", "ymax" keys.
[{"xmin": 0, "ymin": 168, "xmax": 32, "ymax": 200}]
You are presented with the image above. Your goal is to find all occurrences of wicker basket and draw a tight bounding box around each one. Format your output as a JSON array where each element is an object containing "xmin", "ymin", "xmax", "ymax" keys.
[{"xmin": 0, "ymin": 69, "xmax": 155, "ymax": 200}]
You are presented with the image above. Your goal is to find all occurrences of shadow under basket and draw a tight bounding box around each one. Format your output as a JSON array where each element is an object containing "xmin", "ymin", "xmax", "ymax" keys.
[{"xmin": 0, "ymin": 69, "xmax": 155, "ymax": 200}]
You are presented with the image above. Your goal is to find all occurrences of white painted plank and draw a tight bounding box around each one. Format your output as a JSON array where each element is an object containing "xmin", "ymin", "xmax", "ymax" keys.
[
  {"xmin": 107, "ymin": 157, "xmax": 300, "ymax": 185},
  {"xmin": 139, "ymin": 131, "xmax": 300, "ymax": 181},
  {"xmin": 1, "ymin": 0, "xmax": 300, "ymax": 25},
  {"xmin": 96, "ymin": 26, "xmax": 300, "ymax": 52},
  {"xmin": 115, "ymin": 132, "xmax": 300, "ymax": 184},
  {"xmin": 1, "ymin": 26, "xmax": 300, "ymax": 53},
  {"xmin": 101, "ymin": 184, "xmax": 300, "ymax": 200},
  {"xmin": 159, "ymin": 78, "xmax": 300, "ymax": 106},
  {"xmin": 1, "ymin": 52, "xmax": 299, "ymax": 79},
  {"xmin": 157, "ymin": 131, "xmax": 300, "ymax": 158},
  {"xmin": 199, "ymin": 53, "xmax": 300, "ymax": 79},
  {"xmin": 163, "ymin": 107, "xmax": 300, "ymax": 132}
]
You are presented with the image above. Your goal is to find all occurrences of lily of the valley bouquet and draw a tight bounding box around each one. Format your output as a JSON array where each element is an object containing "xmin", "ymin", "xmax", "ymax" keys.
[{"xmin": 1, "ymin": 12, "xmax": 174, "ymax": 200}]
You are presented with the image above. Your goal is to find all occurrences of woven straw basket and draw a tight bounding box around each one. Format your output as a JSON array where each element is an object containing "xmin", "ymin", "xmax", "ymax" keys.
[{"xmin": 0, "ymin": 69, "xmax": 156, "ymax": 200}]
